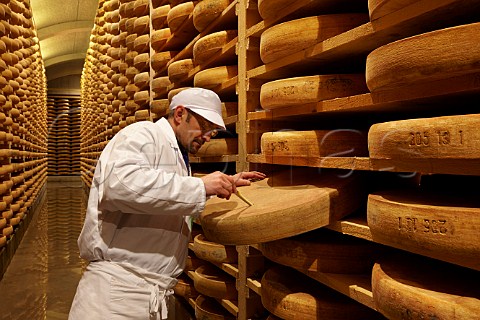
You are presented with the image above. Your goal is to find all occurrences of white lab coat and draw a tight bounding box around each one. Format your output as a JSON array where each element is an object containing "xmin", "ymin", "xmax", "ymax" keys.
[{"xmin": 69, "ymin": 118, "xmax": 206, "ymax": 319}]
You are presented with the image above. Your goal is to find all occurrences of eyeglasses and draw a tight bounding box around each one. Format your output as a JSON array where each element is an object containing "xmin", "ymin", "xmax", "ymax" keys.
[{"xmin": 187, "ymin": 109, "xmax": 220, "ymax": 138}]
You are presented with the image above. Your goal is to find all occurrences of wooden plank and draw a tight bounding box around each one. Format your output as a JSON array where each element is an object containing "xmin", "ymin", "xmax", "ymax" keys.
[
  {"xmin": 189, "ymin": 154, "xmax": 238, "ymax": 163},
  {"xmin": 215, "ymin": 298, "xmax": 239, "ymax": 316},
  {"xmin": 326, "ymin": 214, "xmax": 373, "ymax": 242},
  {"xmin": 246, "ymin": 278, "xmax": 261, "ymax": 296}
]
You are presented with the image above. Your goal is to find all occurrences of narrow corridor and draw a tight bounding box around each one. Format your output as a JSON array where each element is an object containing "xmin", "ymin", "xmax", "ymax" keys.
[{"xmin": 0, "ymin": 177, "xmax": 86, "ymax": 320}]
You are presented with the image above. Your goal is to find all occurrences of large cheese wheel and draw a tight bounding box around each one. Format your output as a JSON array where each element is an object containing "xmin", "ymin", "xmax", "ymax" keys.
[
  {"xmin": 261, "ymin": 130, "xmax": 368, "ymax": 158},
  {"xmin": 372, "ymin": 253, "xmax": 480, "ymax": 319},
  {"xmin": 192, "ymin": 0, "xmax": 232, "ymax": 32},
  {"xmin": 152, "ymin": 76, "xmax": 172, "ymax": 94},
  {"xmin": 260, "ymin": 14, "xmax": 368, "ymax": 64},
  {"xmin": 259, "ymin": 228, "xmax": 380, "ymax": 274},
  {"xmin": 262, "ymin": 265, "xmax": 381, "ymax": 319},
  {"xmin": 368, "ymin": 114, "xmax": 480, "ymax": 162},
  {"xmin": 193, "ymin": 234, "xmax": 237, "ymax": 264},
  {"xmin": 167, "ymin": 1, "xmax": 196, "ymax": 33},
  {"xmin": 195, "ymin": 295, "xmax": 235, "ymax": 320},
  {"xmin": 368, "ymin": 190, "xmax": 480, "ymax": 271},
  {"xmin": 260, "ymin": 74, "xmax": 368, "ymax": 110},
  {"xmin": 193, "ymin": 30, "xmax": 237, "ymax": 65},
  {"xmin": 368, "ymin": 0, "xmax": 416, "ymax": 21},
  {"xmin": 152, "ymin": 5, "xmax": 170, "ymax": 30},
  {"xmin": 193, "ymin": 264, "xmax": 237, "ymax": 300},
  {"xmin": 168, "ymin": 58, "xmax": 194, "ymax": 83},
  {"xmin": 200, "ymin": 168, "xmax": 365, "ymax": 245},
  {"xmin": 151, "ymin": 28, "xmax": 171, "ymax": 51},
  {"xmin": 193, "ymin": 65, "xmax": 237, "ymax": 90},
  {"xmin": 195, "ymin": 138, "xmax": 237, "ymax": 157},
  {"xmin": 366, "ymin": 23, "xmax": 480, "ymax": 92},
  {"xmin": 151, "ymin": 51, "xmax": 177, "ymax": 72},
  {"xmin": 151, "ymin": 99, "xmax": 170, "ymax": 116},
  {"xmin": 174, "ymin": 275, "xmax": 198, "ymax": 299}
]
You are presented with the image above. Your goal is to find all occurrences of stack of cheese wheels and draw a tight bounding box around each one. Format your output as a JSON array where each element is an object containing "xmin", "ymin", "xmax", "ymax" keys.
[
  {"xmin": 259, "ymin": 228, "xmax": 381, "ymax": 274},
  {"xmin": 193, "ymin": 30, "xmax": 237, "ymax": 65},
  {"xmin": 193, "ymin": 264, "xmax": 237, "ymax": 300},
  {"xmin": 368, "ymin": 189, "xmax": 480, "ymax": 271},
  {"xmin": 368, "ymin": 0, "xmax": 417, "ymax": 21},
  {"xmin": 195, "ymin": 295, "xmax": 235, "ymax": 320},
  {"xmin": 372, "ymin": 253, "xmax": 480, "ymax": 319},
  {"xmin": 195, "ymin": 137, "xmax": 237, "ymax": 158},
  {"xmin": 192, "ymin": 0, "xmax": 233, "ymax": 32},
  {"xmin": 365, "ymin": 23, "xmax": 480, "ymax": 93},
  {"xmin": 261, "ymin": 130, "xmax": 368, "ymax": 159},
  {"xmin": 260, "ymin": 74, "xmax": 368, "ymax": 110},
  {"xmin": 260, "ymin": 13, "xmax": 368, "ymax": 64},
  {"xmin": 262, "ymin": 265, "xmax": 382, "ymax": 319},
  {"xmin": 368, "ymin": 114, "xmax": 480, "ymax": 174},
  {"xmin": 193, "ymin": 234, "xmax": 237, "ymax": 264},
  {"xmin": 200, "ymin": 168, "xmax": 365, "ymax": 245},
  {"xmin": 193, "ymin": 65, "xmax": 237, "ymax": 92}
]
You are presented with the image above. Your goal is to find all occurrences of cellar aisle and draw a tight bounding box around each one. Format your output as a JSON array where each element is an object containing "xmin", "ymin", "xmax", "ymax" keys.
[{"xmin": 0, "ymin": 177, "xmax": 86, "ymax": 320}]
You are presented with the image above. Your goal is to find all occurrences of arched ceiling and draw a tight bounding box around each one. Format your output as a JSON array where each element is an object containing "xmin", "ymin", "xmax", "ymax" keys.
[{"xmin": 30, "ymin": 0, "xmax": 99, "ymax": 82}]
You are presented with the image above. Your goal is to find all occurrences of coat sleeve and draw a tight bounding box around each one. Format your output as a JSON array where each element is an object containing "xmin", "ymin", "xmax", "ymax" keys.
[{"xmin": 96, "ymin": 124, "xmax": 206, "ymax": 216}]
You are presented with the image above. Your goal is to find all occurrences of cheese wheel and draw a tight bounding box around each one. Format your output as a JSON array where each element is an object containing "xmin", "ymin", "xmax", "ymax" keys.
[
  {"xmin": 167, "ymin": 1, "xmax": 195, "ymax": 33},
  {"xmin": 152, "ymin": 5, "xmax": 170, "ymax": 30},
  {"xmin": 261, "ymin": 130, "xmax": 368, "ymax": 158},
  {"xmin": 193, "ymin": 264, "xmax": 237, "ymax": 300},
  {"xmin": 193, "ymin": 30, "xmax": 237, "ymax": 65},
  {"xmin": 195, "ymin": 295, "xmax": 235, "ymax": 320},
  {"xmin": 192, "ymin": 0, "xmax": 232, "ymax": 32},
  {"xmin": 259, "ymin": 228, "xmax": 380, "ymax": 274},
  {"xmin": 151, "ymin": 51, "xmax": 177, "ymax": 72},
  {"xmin": 185, "ymin": 254, "xmax": 205, "ymax": 272},
  {"xmin": 372, "ymin": 253, "xmax": 480, "ymax": 320},
  {"xmin": 368, "ymin": 0, "xmax": 417, "ymax": 21},
  {"xmin": 133, "ymin": 53, "xmax": 149, "ymax": 71},
  {"xmin": 262, "ymin": 265, "xmax": 380, "ymax": 319},
  {"xmin": 133, "ymin": 15, "xmax": 149, "ymax": 35},
  {"xmin": 174, "ymin": 275, "xmax": 198, "ymax": 299},
  {"xmin": 134, "ymin": 72, "xmax": 150, "ymax": 89},
  {"xmin": 152, "ymin": 76, "xmax": 172, "ymax": 94},
  {"xmin": 260, "ymin": 14, "xmax": 368, "ymax": 64},
  {"xmin": 151, "ymin": 99, "xmax": 170, "ymax": 116},
  {"xmin": 200, "ymin": 169, "xmax": 365, "ymax": 245},
  {"xmin": 134, "ymin": 90, "xmax": 149, "ymax": 105},
  {"xmin": 168, "ymin": 58, "xmax": 194, "ymax": 83},
  {"xmin": 260, "ymin": 74, "xmax": 368, "ymax": 110},
  {"xmin": 366, "ymin": 23, "xmax": 480, "ymax": 92},
  {"xmin": 193, "ymin": 65, "xmax": 237, "ymax": 90},
  {"xmin": 368, "ymin": 114, "xmax": 480, "ymax": 162},
  {"xmin": 195, "ymin": 138, "xmax": 237, "ymax": 157},
  {"xmin": 368, "ymin": 190, "xmax": 480, "ymax": 271},
  {"xmin": 193, "ymin": 234, "xmax": 237, "ymax": 264},
  {"xmin": 151, "ymin": 28, "xmax": 171, "ymax": 51}
]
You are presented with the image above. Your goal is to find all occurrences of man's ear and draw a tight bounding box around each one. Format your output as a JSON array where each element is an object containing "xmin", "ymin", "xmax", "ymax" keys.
[{"xmin": 174, "ymin": 106, "xmax": 186, "ymax": 123}]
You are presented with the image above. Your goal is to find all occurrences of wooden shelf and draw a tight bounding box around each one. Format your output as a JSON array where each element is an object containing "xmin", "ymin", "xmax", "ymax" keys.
[{"xmin": 190, "ymin": 154, "xmax": 238, "ymax": 163}]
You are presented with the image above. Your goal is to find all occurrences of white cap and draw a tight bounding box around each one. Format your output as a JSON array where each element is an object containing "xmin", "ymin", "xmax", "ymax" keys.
[{"xmin": 169, "ymin": 88, "xmax": 225, "ymax": 129}]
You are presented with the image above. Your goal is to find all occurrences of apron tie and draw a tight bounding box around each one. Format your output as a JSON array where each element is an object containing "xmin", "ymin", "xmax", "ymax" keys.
[{"xmin": 149, "ymin": 284, "xmax": 173, "ymax": 319}]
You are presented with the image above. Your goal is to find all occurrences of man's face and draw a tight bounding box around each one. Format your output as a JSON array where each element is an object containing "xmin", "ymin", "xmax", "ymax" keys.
[{"xmin": 177, "ymin": 108, "xmax": 219, "ymax": 154}]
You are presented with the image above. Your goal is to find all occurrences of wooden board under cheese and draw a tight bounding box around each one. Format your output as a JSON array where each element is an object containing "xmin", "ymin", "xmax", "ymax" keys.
[
  {"xmin": 259, "ymin": 228, "xmax": 382, "ymax": 274},
  {"xmin": 368, "ymin": 190, "xmax": 480, "ymax": 271},
  {"xmin": 261, "ymin": 265, "xmax": 382, "ymax": 319},
  {"xmin": 368, "ymin": 114, "xmax": 480, "ymax": 174},
  {"xmin": 200, "ymin": 169, "xmax": 365, "ymax": 245},
  {"xmin": 193, "ymin": 264, "xmax": 237, "ymax": 300},
  {"xmin": 260, "ymin": 13, "xmax": 368, "ymax": 64},
  {"xmin": 261, "ymin": 130, "xmax": 368, "ymax": 158},
  {"xmin": 260, "ymin": 74, "xmax": 368, "ymax": 110},
  {"xmin": 366, "ymin": 23, "xmax": 480, "ymax": 92},
  {"xmin": 372, "ymin": 253, "xmax": 480, "ymax": 319}
]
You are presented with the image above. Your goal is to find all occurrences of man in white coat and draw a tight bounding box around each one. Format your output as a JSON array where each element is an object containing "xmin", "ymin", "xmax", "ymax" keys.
[{"xmin": 69, "ymin": 88, "xmax": 265, "ymax": 319}]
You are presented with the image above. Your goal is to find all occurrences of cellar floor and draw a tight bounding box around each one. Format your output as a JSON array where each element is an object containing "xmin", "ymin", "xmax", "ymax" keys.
[{"xmin": 0, "ymin": 176, "xmax": 86, "ymax": 320}]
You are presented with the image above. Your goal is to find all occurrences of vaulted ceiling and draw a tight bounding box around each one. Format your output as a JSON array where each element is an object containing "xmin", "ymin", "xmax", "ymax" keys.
[{"xmin": 30, "ymin": 0, "xmax": 98, "ymax": 84}]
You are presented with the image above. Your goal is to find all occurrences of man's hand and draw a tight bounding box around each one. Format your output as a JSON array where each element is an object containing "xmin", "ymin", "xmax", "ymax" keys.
[
  {"xmin": 201, "ymin": 171, "xmax": 236, "ymax": 199},
  {"xmin": 232, "ymin": 171, "xmax": 266, "ymax": 187}
]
